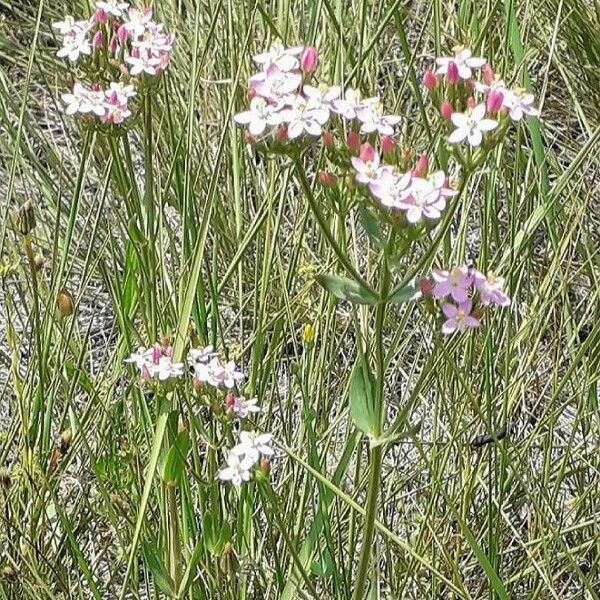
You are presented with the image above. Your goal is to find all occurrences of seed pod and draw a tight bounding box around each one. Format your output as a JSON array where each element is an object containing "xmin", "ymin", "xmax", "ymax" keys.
[
  {"xmin": 57, "ymin": 287, "xmax": 74, "ymax": 317},
  {"xmin": 33, "ymin": 253, "xmax": 44, "ymax": 271},
  {"xmin": 17, "ymin": 200, "xmax": 36, "ymax": 235}
]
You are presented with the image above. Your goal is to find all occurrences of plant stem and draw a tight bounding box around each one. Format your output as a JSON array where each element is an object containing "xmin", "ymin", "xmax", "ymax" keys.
[
  {"xmin": 352, "ymin": 248, "xmax": 390, "ymax": 599},
  {"xmin": 166, "ymin": 484, "xmax": 182, "ymax": 593}
]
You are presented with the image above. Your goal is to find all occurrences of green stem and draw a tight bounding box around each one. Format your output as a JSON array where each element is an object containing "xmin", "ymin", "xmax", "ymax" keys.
[
  {"xmin": 293, "ymin": 158, "xmax": 377, "ymax": 296},
  {"xmin": 166, "ymin": 484, "xmax": 182, "ymax": 593},
  {"xmin": 352, "ymin": 248, "xmax": 390, "ymax": 598}
]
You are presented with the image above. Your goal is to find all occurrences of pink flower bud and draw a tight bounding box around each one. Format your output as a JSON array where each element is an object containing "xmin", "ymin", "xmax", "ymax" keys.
[
  {"xmin": 465, "ymin": 79, "xmax": 476, "ymax": 93},
  {"xmin": 246, "ymin": 132, "xmax": 257, "ymax": 145},
  {"xmin": 466, "ymin": 96, "xmax": 476, "ymax": 110},
  {"xmin": 440, "ymin": 100, "xmax": 453, "ymax": 121},
  {"xmin": 422, "ymin": 70, "xmax": 438, "ymax": 91},
  {"xmin": 131, "ymin": 46, "xmax": 140, "ymax": 59},
  {"xmin": 225, "ymin": 394, "xmax": 236, "ymax": 409},
  {"xmin": 483, "ymin": 64, "xmax": 494, "ymax": 86},
  {"xmin": 318, "ymin": 171, "xmax": 337, "ymax": 187},
  {"xmin": 93, "ymin": 8, "xmax": 108, "ymax": 24},
  {"xmin": 322, "ymin": 131, "xmax": 334, "ymax": 148},
  {"xmin": 91, "ymin": 83, "xmax": 102, "ymax": 92},
  {"xmin": 413, "ymin": 153, "xmax": 429, "ymax": 177},
  {"xmin": 359, "ymin": 143, "xmax": 375, "ymax": 162},
  {"xmin": 108, "ymin": 36, "xmax": 118, "ymax": 55},
  {"xmin": 486, "ymin": 89, "xmax": 504, "ymax": 113},
  {"xmin": 380, "ymin": 135, "xmax": 395, "ymax": 155},
  {"xmin": 92, "ymin": 30, "xmax": 104, "ymax": 50},
  {"xmin": 276, "ymin": 125, "xmax": 288, "ymax": 142},
  {"xmin": 300, "ymin": 46, "xmax": 319, "ymax": 74},
  {"xmin": 117, "ymin": 24, "xmax": 129, "ymax": 45},
  {"xmin": 247, "ymin": 87, "xmax": 257, "ymax": 102},
  {"xmin": 446, "ymin": 61, "xmax": 459, "ymax": 85},
  {"xmin": 419, "ymin": 278, "xmax": 433, "ymax": 297},
  {"xmin": 152, "ymin": 344, "xmax": 161, "ymax": 365},
  {"xmin": 346, "ymin": 131, "xmax": 360, "ymax": 153}
]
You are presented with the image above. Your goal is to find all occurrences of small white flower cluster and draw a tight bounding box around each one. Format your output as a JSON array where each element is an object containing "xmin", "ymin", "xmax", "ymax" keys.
[
  {"xmin": 352, "ymin": 145, "xmax": 457, "ymax": 224},
  {"xmin": 234, "ymin": 42, "xmax": 401, "ymax": 141},
  {"xmin": 125, "ymin": 342, "xmax": 184, "ymax": 382},
  {"xmin": 218, "ymin": 431, "xmax": 274, "ymax": 488},
  {"xmin": 53, "ymin": 2, "xmax": 174, "ymax": 124},
  {"xmin": 62, "ymin": 82, "xmax": 136, "ymax": 123},
  {"xmin": 187, "ymin": 345, "xmax": 245, "ymax": 390}
]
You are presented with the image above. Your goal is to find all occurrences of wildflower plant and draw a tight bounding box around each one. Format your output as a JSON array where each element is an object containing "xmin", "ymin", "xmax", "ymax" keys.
[{"xmin": 232, "ymin": 40, "xmax": 539, "ymax": 597}]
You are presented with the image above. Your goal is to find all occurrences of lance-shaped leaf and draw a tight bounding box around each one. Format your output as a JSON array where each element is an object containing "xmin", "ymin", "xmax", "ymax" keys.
[
  {"xmin": 316, "ymin": 274, "xmax": 379, "ymax": 305},
  {"xmin": 349, "ymin": 356, "xmax": 379, "ymax": 437}
]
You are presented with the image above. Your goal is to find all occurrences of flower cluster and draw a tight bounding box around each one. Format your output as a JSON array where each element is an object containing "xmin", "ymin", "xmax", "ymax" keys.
[
  {"xmin": 218, "ymin": 431, "xmax": 274, "ymax": 488},
  {"xmin": 234, "ymin": 42, "xmax": 401, "ymax": 143},
  {"xmin": 352, "ymin": 142, "xmax": 457, "ymax": 224},
  {"xmin": 53, "ymin": 2, "xmax": 174, "ymax": 122},
  {"xmin": 423, "ymin": 46, "xmax": 540, "ymax": 148},
  {"xmin": 125, "ymin": 340, "xmax": 184, "ymax": 382},
  {"xmin": 422, "ymin": 265, "xmax": 510, "ymax": 334}
]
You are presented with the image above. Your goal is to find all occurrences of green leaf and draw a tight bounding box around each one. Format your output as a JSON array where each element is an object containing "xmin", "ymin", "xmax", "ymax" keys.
[
  {"xmin": 202, "ymin": 513, "xmax": 218, "ymax": 554},
  {"xmin": 387, "ymin": 281, "xmax": 421, "ymax": 304},
  {"xmin": 214, "ymin": 521, "xmax": 232, "ymax": 556},
  {"xmin": 161, "ymin": 430, "xmax": 191, "ymax": 487},
  {"xmin": 142, "ymin": 543, "xmax": 175, "ymax": 597},
  {"xmin": 316, "ymin": 274, "xmax": 379, "ymax": 305},
  {"xmin": 349, "ymin": 357, "xmax": 379, "ymax": 437},
  {"xmin": 310, "ymin": 548, "xmax": 334, "ymax": 578},
  {"xmin": 358, "ymin": 206, "xmax": 385, "ymax": 248}
]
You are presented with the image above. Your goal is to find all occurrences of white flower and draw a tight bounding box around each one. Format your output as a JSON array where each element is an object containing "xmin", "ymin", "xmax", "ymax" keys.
[
  {"xmin": 448, "ymin": 104, "xmax": 497, "ymax": 147},
  {"xmin": 126, "ymin": 52, "xmax": 161, "ymax": 76},
  {"xmin": 106, "ymin": 82, "xmax": 136, "ymax": 103},
  {"xmin": 435, "ymin": 48, "xmax": 486, "ymax": 80},
  {"xmin": 252, "ymin": 42, "xmax": 303, "ymax": 72},
  {"xmin": 123, "ymin": 7, "xmax": 153, "ymax": 37},
  {"xmin": 96, "ymin": 0, "xmax": 129, "ymax": 17},
  {"xmin": 234, "ymin": 97, "xmax": 284, "ymax": 137},
  {"xmin": 396, "ymin": 177, "xmax": 447, "ymax": 223},
  {"xmin": 280, "ymin": 96, "xmax": 329, "ymax": 139},
  {"xmin": 52, "ymin": 16, "xmax": 89, "ymax": 35},
  {"xmin": 193, "ymin": 356, "xmax": 245, "ymax": 389},
  {"xmin": 125, "ymin": 343, "xmax": 184, "ymax": 382},
  {"xmin": 61, "ymin": 83, "xmax": 106, "ymax": 116},
  {"xmin": 303, "ymin": 84, "xmax": 341, "ymax": 118},
  {"xmin": 188, "ymin": 345, "xmax": 217, "ymax": 366},
  {"xmin": 252, "ymin": 64, "xmax": 302, "ymax": 102},
  {"xmin": 217, "ymin": 452, "xmax": 255, "ymax": 488},
  {"xmin": 502, "ymin": 89, "xmax": 540, "ymax": 121},
  {"xmin": 231, "ymin": 431, "xmax": 274, "ymax": 464},
  {"xmin": 229, "ymin": 396, "xmax": 260, "ymax": 419},
  {"xmin": 369, "ymin": 168, "xmax": 412, "ymax": 208},
  {"xmin": 355, "ymin": 102, "xmax": 401, "ymax": 135},
  {"xmin": 56, "ymin": 28, "xmax": 92, "ymax": 62},
  {"xmin": 331, "ymin": 89, "xmax": 380, "ymax": 121}
]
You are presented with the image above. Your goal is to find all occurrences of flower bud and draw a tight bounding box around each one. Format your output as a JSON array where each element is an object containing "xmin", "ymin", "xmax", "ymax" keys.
[
  {"xmin": 91, "ymin": 82, "xmax": 102, "ymax": 92},
  {"xmin": 300, "ymin": 46, "xmax": 318, "ymax": 74},
  {"xmin": 60, "ymin": 428, "xmax": 73, "ymax": 454},
  {"xmin": 446, "ymin": 61, "xmax": 459, "ymax": 85},
  {"xmin": 471, "ymin": 307, "xmax": 484, "ymax": 320},
  {"xmin": 486, "ymin": 89, "xmax": 504, "ymax": 113},
  {"xmin": 225, "ymin": 393, "xmax": 236, "ymax": 409},
  {"xmin": 92, "ymin": 30, "xmax": 104, "ymax": 50},
  {"xmin": 466, "ymin": 96, "xmax": 476, "ymax": 110},
  {"xmin": 93, "ymin": 8, "xmax": 108, "ymax": 24},
  {"xmin": 419, "ymin": 278, "xmax": 433, "ymax": 297},
  {"xmin": 0, "ymin": 467, "xmax": 11, "ymax": 491},
  {"xmin": 317, "ymin": 171, "xmax": 337, "ymax": 187},
  {"xmin": 483, "ymin": 64, "xmax": 494, "ymax": 86},
  {"xmin": 359, "ymin": 143, "xmax": 375, "ymax": 162},
  {"xmin": 413, "ymin": 153, "xmax": 429, "ymax": 177},
  {"xmin": 465, "ymin": 79, "xmax": 476, "ymax": 93},
  {"xmin": 321, "ymin": 131, "xmax": 334, "ymax": 148},
  {"xmin": 276, "ymin": 125, "xmax": 288, "ymax": 142},
  {"xmin": 259, "ymin": 457, "xmax": 271, "ymax": 476},
  {"xmin": 380, "ymin": 135, "xmax": 395, "ymax": 155},
  {"xmin": 302, "ymin": 323, "xmax": 315, "ymax": 344},
  {"xmin": 33, "ymin": 254, "xmax": 44, "ymax": 271},
  {"xmin": 57, "ymin": 287, "xmax": 74, "ymax": 318},
  {"xmin": 246, "ymin": 132, "xmax": 257, "ymax": 145},
  {"xmin": 117, "ymin": 24, "xmax": 128, "ymax": 45},
  {"xmin": 108, "ymin": 36, "xmax": 118, "ymax": 55},
  {"xmin": 17, "ymin": 200, "xmax": 36, "ymax": 235},
  {"xmin": 440, "ymin": 100, "xmax": 453, "ymax": 121},
  {"xmin": 346, "ymin": 131, "xmax": 360, "ymax": 153},
  {"xmin": 247, "ymin": 86, "xmax": 257, "ymax": 102},
  {"xmin": 422, "ymin": 70, "xmax": 438, "ymax": 91}
]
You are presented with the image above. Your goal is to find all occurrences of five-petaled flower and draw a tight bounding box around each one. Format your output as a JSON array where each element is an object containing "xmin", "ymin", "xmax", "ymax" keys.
[
  {"xmin": 441, "ymin": 300, "xmax": 481, "ymax": 334},
  {"xmin": 448, "ymin": 104, "xmax": 497, "ymax": 147},
  {"xmin": 435, "ymin": 47, "xmax": 486, "ymax": 81}
]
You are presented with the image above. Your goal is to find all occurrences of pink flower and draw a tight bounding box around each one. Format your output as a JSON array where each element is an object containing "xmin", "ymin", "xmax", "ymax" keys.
[
  {"xmin": 234, "ymin": 97, "xmax": 284, "ymax": 137},
  {"xmin": 502, "ymin": 89, "xmax": 540, "ymax": 121},
  {"xmin": 369, "ymin": 168, "xmax": 411, "ymax": 208},
  {"xmin": 448, "ymin": 104, "xmax": 497, "ymax": 147},
  {"xmin": 486, "ymin": 89, "xmax": 504, "ymax": 113},
  {"xmin": 473, "ymin": 271, "xmax": 510, "ymax": 306},
  {"xmin": 396, "ymin": 176, "xmax": 447, "ymax": 223},
  {"xmin": 331, "ymin": 88, "xmax": 376, "ymax": 120},
  {"xmin": 441, "ymin": 300, "xmax": 480, "ymax": 334},
  {"xmin": 125, "ymin": 52, "xmax": 161, "ymax": 75},
  {"xmin": 435, "ymin": 48, "xmax": 486, "ymax": 81},
  {"xmin": 432, "ymin": 266, "xmax": 473, "ymax": 302},
  {"xmin": 351, "ymin": 149, "xmax": 382, "ymax": 186},
  {"xmin": 101, "ymin": 91, "xmax": 131, "ymax": 125},
  {"xmin": 125, "ymin": 343, "xmax": 184, "ymax": 382},
  {"xmin": 96, "ymin": 1, "xmax": 129, "ymax": 17},
  {"xmin": 303, "ymin": 84, "xmax": 341, "ymax": 117}
]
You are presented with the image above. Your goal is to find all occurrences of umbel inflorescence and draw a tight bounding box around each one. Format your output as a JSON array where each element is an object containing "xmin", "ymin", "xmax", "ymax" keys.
[
  {"xmin": 233, "ymin": 42, "xmax": 532, "ymax": 332},
  {"xmin": 52, "ymin": 2, "xmax": 174, "ymax": 124}
]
